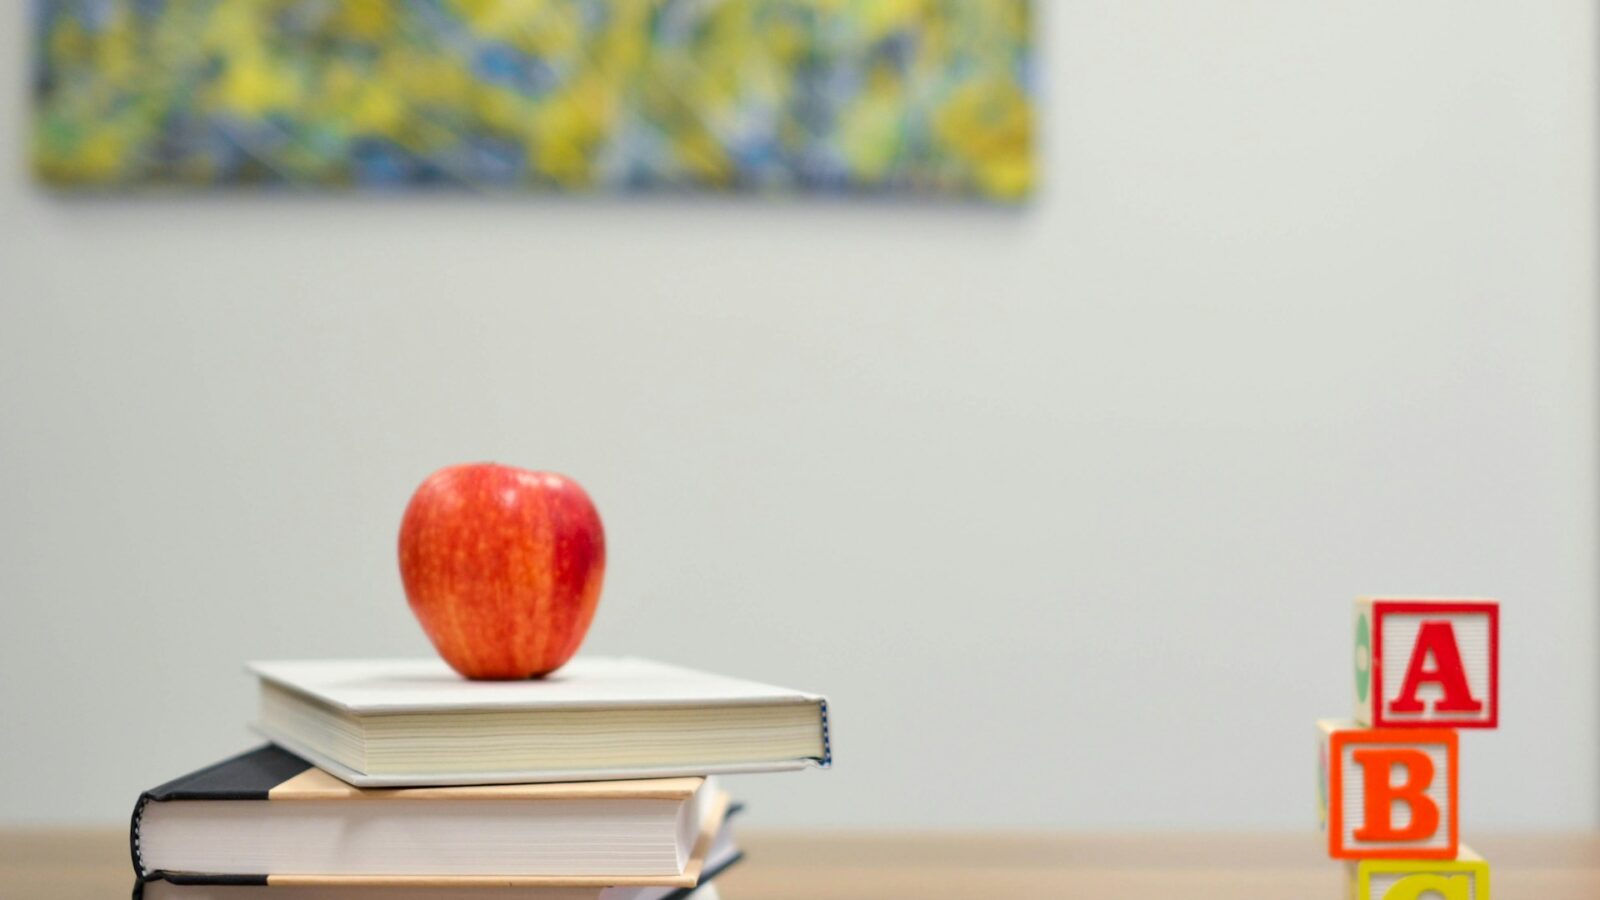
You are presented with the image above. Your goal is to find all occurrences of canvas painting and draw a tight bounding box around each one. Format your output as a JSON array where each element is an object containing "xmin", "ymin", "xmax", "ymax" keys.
[{"xmin": 32, "ymin": 0, "xmax": 1034, "ymax": 200}]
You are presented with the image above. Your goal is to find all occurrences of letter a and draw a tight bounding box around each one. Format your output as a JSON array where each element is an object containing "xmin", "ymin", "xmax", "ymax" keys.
[
  {"xmin": 1389, "ymin": 621, "xmax": 1482, "ymax": 715},
  {"xmin": 1353, "ymin": 748, "xmax": 1439, "ymax": 843}
]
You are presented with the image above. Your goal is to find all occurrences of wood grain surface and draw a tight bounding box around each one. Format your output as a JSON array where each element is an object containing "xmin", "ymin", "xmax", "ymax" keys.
[{"xmin": 5, "ymin": 829, "xmax": 1595, "ymax": 899}]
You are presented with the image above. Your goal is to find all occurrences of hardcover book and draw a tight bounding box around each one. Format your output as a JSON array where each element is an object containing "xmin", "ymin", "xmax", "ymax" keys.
[
  {"xmin": 249, "ymin": 657, "xmax": 831, "ymax": 786},
  {"xmin": 139, "ymin": 879, "xmax": 734, "ymax": 900},
  {"xmin": 131, "ymin": 746, "xmax": 731, "ymax": 888}
]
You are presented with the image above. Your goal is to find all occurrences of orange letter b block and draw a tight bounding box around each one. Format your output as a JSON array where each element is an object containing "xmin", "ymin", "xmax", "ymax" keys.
[{"xmin": 1319, "ymin": 720, "xmax": 1458, "ymax": 860}]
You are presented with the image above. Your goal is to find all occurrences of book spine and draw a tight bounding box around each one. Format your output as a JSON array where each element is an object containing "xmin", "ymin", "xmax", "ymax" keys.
[
  {"xmin": 129, "ymin": 793, "xmax": 151, "ymax": 878},
  {"xmin": 819, "ymin": 698, "xmax": 833, "ymax": 767}
]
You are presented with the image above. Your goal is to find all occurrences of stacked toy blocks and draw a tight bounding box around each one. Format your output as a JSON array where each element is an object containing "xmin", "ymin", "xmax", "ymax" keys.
[{"xmin": 1318, "ymin": 597, "xmax": 1499, "ymax": 899}]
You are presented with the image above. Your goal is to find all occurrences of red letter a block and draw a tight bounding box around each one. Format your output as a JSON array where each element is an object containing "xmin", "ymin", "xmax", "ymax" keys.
[
  {"xmin": 1320, "ymin": 721, "xmax": 1458, "ymax": 860},
  {"xmin": 1354, "ymin": 597, "xmax": 1498, "ymax": 729}
]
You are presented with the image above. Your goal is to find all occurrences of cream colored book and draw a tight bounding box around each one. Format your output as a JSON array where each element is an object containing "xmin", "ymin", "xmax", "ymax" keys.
[
  {"xmin": 249, "ymin": 657, "xmax": 831, "ymax": 786},
  {"xmin": 132, "ymin": 746, "xmax": 733, "ymax": 887}
]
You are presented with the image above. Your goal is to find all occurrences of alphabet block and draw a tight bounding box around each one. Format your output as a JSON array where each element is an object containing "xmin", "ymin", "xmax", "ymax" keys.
[
  {"xmin": 1354, "ymin": 597, "xmax": 1498, "ymax": 729},
  {"xmin": 1348, "ymin": 846, "xmax": 1490, "ymax": 899},
  {"xmin": 1318, "ymin": 720, "xmax": 1458, "ymax": 860},
  {"xmin": 1318, "ymin": 728, "xmax": 1330, "ymax": 829}
]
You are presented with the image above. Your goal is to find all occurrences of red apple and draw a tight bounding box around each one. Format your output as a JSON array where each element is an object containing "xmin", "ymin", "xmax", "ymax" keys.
[{"xmin": 398, "ymin": 463, "xmax": 605, "ymax": 680}]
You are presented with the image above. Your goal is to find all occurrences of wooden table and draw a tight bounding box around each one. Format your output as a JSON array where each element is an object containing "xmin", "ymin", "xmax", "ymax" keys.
[{"xmin": 5, "ymin": 830, "xmax": 1596, "ymax": 898}]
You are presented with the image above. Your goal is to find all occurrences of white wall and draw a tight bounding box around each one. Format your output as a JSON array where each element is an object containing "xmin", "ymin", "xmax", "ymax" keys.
[{"xmin": 2, "ymin": 1, "xmax": 1596, "ymax": 829}]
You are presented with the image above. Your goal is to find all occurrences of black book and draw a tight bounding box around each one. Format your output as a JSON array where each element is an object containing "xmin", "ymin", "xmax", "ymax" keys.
[{"xmin": 132, "ymin": 746, "xmax": 741, "ymax": 896}]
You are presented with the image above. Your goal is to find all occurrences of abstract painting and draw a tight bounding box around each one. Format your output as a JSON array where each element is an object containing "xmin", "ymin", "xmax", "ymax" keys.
[{"xmin": 32, "ymin": 0, "xmax": 1034, "ymax": 199}]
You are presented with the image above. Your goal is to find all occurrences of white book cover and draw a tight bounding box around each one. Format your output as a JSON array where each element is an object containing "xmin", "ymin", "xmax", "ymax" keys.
[
  {"xmin": 248, "ymin": 657, "xmax": 831, "ymax": 787},
  {"xmin": 249, "ymin": 657, "xmax": 825, "ymax": 713}
]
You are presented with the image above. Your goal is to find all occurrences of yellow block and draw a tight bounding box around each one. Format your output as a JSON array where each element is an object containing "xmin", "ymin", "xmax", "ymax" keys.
[{"xmin": 1348, "ymin": 846, "xmax": 1489, "ymax": 900}]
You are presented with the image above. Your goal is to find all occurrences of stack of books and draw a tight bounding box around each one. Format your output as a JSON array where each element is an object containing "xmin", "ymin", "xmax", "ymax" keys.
[
  {"xmin": 130, "ymin": 657, "xmax": 831, "ymax": 899},
  {"xmin": 1318, "ymin": 597, "xmax": 1499, "ymax": 899}
]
